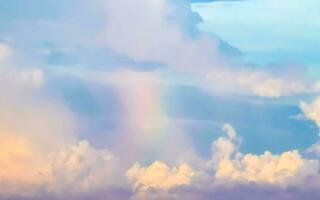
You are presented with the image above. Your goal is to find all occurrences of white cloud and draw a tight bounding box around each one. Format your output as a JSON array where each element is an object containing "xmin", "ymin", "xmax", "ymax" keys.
[
  {"xmin": 251, "ymin": 77, "xmax": 307, "ymax": 98},
  {"xmin": 215, "ymin": 150, "xmax": 307, "ymax": 184},
  {"xmin": 127, "ymin": 161, "xmax": 194, "ymax": 191},
  {"xmin": 0, "ymin": 44, "xmax": 118, "ymax": 198},
  {"xmin": 300, "ymin": 97, "xmax": 320, "ymax": 128},
  {"xmin": 207, "ymin": 124, "xmax": 319, "ymax": 184},
  {"xmin": 300, "ymin": 96, "xmax": 320, "ymax": 158},
  {"xmin": 48, "ymin": 140, "xmax": 118, "ymax": 194},
  {"xmin": 125, "ymin": 124, "xmax": 320, "ymax": 199},
  {"xmin": 209, "ymin": 123, "xmax": 241, "ymax": 168},
  {"xmin": 96, "ymin": 0, "xmax": 313, "ymax": 98}
]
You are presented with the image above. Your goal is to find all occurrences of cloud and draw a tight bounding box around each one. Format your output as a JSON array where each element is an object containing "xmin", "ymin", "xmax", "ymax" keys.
[
  {"xmin": 0, "ymin": 44, "xmax": 119, "ymax": 199},
  {"xmin": 122, "ymin": 124, "xmax": 320, "ymax": 200},
  {"xmin": 0, "ymin": 134, "xmax": 50, "ymax": 195},
  {"xmin": 0, "ymin": 0, "xmax": 320, "ymax": 199},
  {"xmin": 6, "ymin": 0, "xmax": 312, "ymax": 97},
  {"xmin": 143, "ymin": 179, "xmax": 320, "ymax": 200},
  {"xmin": 48, "ymin": 140, "xmax": 118, "ymax": 195},
  {"xmin": 307, "ymin": 142, "xmax": 320, "ymax": 156},
  {"xmin": 300, "ymin": 96, "xmax": 320, "ymax": 157},
  {"xmin": 300, "ymin": 97, "xmax": 320, "ymax": 128},
  {"xmin": 0, "ymin": 139, "xmax": 118, "ymax": 199},
  {"xmin": 209, "ymin": 124, "xmax": 241, "ymax": 168},
  {"xmin": 96, "ymin": 0, "xmax": 317, "ymax": 98},
  {"xmin": 126, "ymin": 123, "xmax": 319, "ymax": 198},
  {"xmin": 0, "ymin": 43, "xmax": 11, "ymax": 60},
  {"xmin": 251, "ymin": 77, "xmax": 307, "ymax": 98},
  {"xmin": 215, "ymin": 150, "xmax": 307, "ymax": 184},
  {"xmin": 208, "ymin": 124, "xmax": 318, "ymax": 184},
  {"xmin": 127, "ymin": 161, "xmax": 194, "ymax": 191}
]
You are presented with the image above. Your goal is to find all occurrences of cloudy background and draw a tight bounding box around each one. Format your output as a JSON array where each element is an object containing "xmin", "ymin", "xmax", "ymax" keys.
[{"xmin": 0, "ymin": 0, "xmax": 320, "ymax": 199}]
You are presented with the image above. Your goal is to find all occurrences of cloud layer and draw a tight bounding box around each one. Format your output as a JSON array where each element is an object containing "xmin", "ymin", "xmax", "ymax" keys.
[{"xmin": 0, "ymin": 0, "xmax": 319, "ymax": 199}]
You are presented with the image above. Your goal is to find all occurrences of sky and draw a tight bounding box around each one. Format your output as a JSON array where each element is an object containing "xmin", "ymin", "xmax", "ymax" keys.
[{"xmin": 0, "ymin": 0, "xmax": 320, "ymax": 199}]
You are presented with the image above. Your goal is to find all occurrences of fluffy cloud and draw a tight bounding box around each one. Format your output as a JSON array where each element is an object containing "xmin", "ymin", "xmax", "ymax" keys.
[
  {"xmin": 125, "ymin": 123, "xmax": 319, "ymax": 196},
  {"xmin": 34, "ymin": 0, "xmax": 315, "ymax": 98},
  {"xmin": 0, "ymin": 44, "xmax": 119, "ymax": 199},
  {"xmin": 122, "ymin": 124, "xmax": 320, "ymax": 200},
  {"xmin": 210, "ymin": 124, "xmax": 318, "ymax": 184},
  {"xmin": 209, "ymin": 124, "xmax": 241, "ymax": 167},
  {"xmin": 0, "ymin": 0, "xmax": 320, "ymax": 199},
  {"xmin": 101, "ymin": 0, "xmax": 307, "ymax": 97},
  {"xmin": 48, "ymin": 140, "xmax": 118, "ymax": 195},
  {"xmin": 0, "ymin": 139, "xmax": 118, "ymax": 199},
  {"xmin": 0, "ymin": 134, "xmax": 50, "ymax": 198},
  {"xmin": 215, "ymin": 150, "xmax": 306, "ymax": 184},
  {"xmin": 300, "ymin": 96, "xmax": 320, "ymax": 157},
  {"xmin": 300, "ymin": 97, "xmax": 320, "ymax": 127},
  {"xmin": 127, "ymin": 161, "xmax": 194, "ymax": 191}
]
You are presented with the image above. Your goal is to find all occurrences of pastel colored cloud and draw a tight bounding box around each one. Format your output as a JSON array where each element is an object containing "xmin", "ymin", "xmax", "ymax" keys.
[
  {"xmin": 125, "ymin": 123, "xmax": 320, "ymax": 200},
  {"xmin": 215, "ymin": 150, "xmax": 305, "ymax": 183},
  {"xmin": 0, "ymin": 0, "xmax": 319, "ymax": 199},
  {"xmin": 48, "ymin": 140, "xmax": 118, "ymax": 194},
  {"xmin": 209, "ymin": 124, "xmax": 317, "ymax": 184},
  {"xmin": 209, "ymin": 124, "xmax": 241, "ymax": 167},
  {"xmin": 300, "ymin": 97, "xmax": 320, "ymax": 128},
  {"xmin": 0, "ymin": 44, "xmax": 118, "ymax": 199},
  {"xmin": 6, "ymin": 0, "xmax": 313, "ymax": 97},
  {"xmin": 98, "ymin": 0, "xmax": 315, "ymax": 98},
  {"xmin": 300, "ymin": 97, "xmax": 320, "ymax": 157},
  {"xmin": 127, "ymin": 161, "xmax": 194, "ymax": 191}
]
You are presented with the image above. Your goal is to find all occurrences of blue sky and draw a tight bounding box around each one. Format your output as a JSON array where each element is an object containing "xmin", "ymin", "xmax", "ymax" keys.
[
  {"xmin": 191, "ymin": 0, "xmax": 320, "ymax": 67},
  {"xmin": 0, "ymin": 0, "xmax": 320, "ymax": 199}
]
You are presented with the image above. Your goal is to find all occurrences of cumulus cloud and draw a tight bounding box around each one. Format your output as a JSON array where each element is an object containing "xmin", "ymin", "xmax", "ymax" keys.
[
  {"xmin": 300, "ymin": 97, "xmax": 320, "ymax": 127},
  {"xmin": 0, "ymin": 134, "xmax": 50, "ymax": 197},
  {"xmin": 127, "ymin": 161, "xmax": 194, "ymax": 191},
  {"xmin": 0, "ymin": 140, "xmax": 118, "ymax": 199},
  {"xmin": 215, "ymin": 150, "xmax": 307, "ymax": 184},
  {"xmin": 0, "ymin": 44, "xmax": 119, "ymax": 199},
  {"xmin": 48, "ymin": 140, "xmax": 118, "ymax": 195},
  {"xmin": 300, "ymin": 96, "xmax": 320, "ymax": 158},
  {"xmin": 209, "ymin": 123, "xmax": 241, "ymax": 168},
  {"xmin": 125, "ymin": 123, "xmax": 319, "ymax": 197},
  {"xmin": 120, "ymin": 124, "xmax": 320, "ymax": 200},
  {"xmin": 209, "ymin": 124, "xmax": 318, "ymax": 184},
  {"xmin": 0, "ymin": 0, "xmax": 320, "ymax": 199}
]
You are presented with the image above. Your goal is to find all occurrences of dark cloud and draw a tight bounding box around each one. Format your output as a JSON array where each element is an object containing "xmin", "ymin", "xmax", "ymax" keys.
[
  {"xmin": 4, "ymin": 182, "xmax": 320, "ymax": 200},
  {"xmin": 174, "ymin": 179, "xmax": 320, "ymax": 200},
  {"xmin": 2, "ymin": 187, "xmax": 132, "ymax": 200}
]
